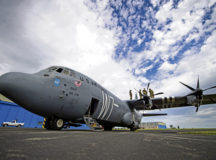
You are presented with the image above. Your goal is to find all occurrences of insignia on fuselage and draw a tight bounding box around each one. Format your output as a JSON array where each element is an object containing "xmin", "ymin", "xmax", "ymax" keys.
[
  {"xmin": 54, "ymin": 78, "xmax": 61, "ymax": 87},
  {"xmin": 74, "ymin": 80, "xmax": 82, "ymax": 87}
]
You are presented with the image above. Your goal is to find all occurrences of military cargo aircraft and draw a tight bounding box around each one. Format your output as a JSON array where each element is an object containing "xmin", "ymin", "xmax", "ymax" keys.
[{"xmin": 0, "ymin": 66, "xmax": 215, "ymax": 131}]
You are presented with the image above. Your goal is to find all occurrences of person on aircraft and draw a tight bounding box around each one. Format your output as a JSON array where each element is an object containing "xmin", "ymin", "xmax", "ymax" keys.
[
  {"xmin": 142, "ymin": 88, "xmax": 147, "ymax": 95},
  {"xmin": 149, "ymin": 88, "xmax": 154, "ymax": 98},
  {"xmin": 129, "ymin": 90, "xmax": 133, "ymax": 100},
  {"xmin": 139, "ymin": 89, "xmax": 143, "ymax": 99},
  {"xmin": 135, "ymin": 93, "xmax": 138, "ymax": 99}
]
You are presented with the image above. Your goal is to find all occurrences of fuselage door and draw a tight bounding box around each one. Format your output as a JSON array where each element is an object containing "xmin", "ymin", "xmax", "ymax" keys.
[{"xmin": 85, "ymin": 98, "xmax": 99, "ymax": 117}]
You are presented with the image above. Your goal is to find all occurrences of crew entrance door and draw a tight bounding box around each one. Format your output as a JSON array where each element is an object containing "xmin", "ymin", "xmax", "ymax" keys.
[{"xmin": 85, "ymin": 98, "xmax": 99, "ymax": 117}]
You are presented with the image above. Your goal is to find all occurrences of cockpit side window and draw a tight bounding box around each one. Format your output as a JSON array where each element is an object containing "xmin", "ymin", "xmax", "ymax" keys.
[
  {"xmin": 48, "ymin": 67, "xmax": 57, "ymax": 72},
  {"xmin": 56, "ymin": 68, "xmax": 63, "ymax": 73},
  {"xmin": 63, "ymin": 69, "xmax": 69, "ymax": 75},
  {"xmin": 70, "ymin": 70, "xmax": 76, "ymax": 77}
]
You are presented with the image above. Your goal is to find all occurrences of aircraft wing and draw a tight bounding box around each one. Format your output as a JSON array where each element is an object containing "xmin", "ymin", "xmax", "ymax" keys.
[{"xmin": 126, "ymin": 94, "xmax": 216, "ymax": 111}]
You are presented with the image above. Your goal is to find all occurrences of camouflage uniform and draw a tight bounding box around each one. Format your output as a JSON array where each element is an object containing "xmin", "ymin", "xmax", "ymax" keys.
[
  {"xmin": 149, "ymin": 88, "xmax": 154, "ymax": 98},
  {"xmin": 129, "ymin": 90, "xmax": 133, "ymax": 100},
  {"xmin": 139, "ymin": 89, "xmax": 143, "ymax": 99},
  {"xmin": 142, "ymin": 88, "xmax": 147, "ymax": 95}
]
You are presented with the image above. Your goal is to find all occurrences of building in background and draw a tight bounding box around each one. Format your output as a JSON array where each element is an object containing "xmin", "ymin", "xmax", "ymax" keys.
[
  {"xmin": 140, "ymin": 122, "xmax": 167, "ymax": 129},
  {"xmin": 0, "ymin": 100, "xmax": 44, "ymax": 128}
]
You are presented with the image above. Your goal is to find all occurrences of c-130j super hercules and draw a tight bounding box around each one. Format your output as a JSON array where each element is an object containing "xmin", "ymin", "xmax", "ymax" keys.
[{"xmin": 0, "ymin": 66, "xmax": 216, "ymax": 131}]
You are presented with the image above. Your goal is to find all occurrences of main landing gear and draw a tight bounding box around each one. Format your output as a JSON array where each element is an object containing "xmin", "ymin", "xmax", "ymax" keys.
[
  {"xmin": 129, "ymin": 123, "xmax": 138, "ymax": 131},
  {"xmin": 103, "ymin": 125, "xmax": 113, "ymax": 131},
  {"xmin": 44, "ymin": 117, "xmax": 64, "ymax": 130},
  {"xmin": 130, "ymin": 126, "xmax": 137, "ymax": 131}
]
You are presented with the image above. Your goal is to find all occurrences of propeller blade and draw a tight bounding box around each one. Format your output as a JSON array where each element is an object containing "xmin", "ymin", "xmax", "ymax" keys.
[
  {"xmin": 186, "ymin": 92, "xmax": 195, "ymax": 96},
  {"xmin": 154, "ymin": 92, "xmax": 164, "ymax": 96},
  {"xmin": 196, "ymin": 106, "xmax": 199, "ymax": 112},
  {"xmin": 197, "ymin": 76, "xmax": 199, "ymax": 88},
  {"xmin": 195, "ymin": 102, "xmax": 201, "ymax": 112},
  {"xmin": 203, "ymin": 86, "xmax": 216, "ymax": 91},
  {"xmin": 179, "ymin": 81, "xmax": 195, "ymax": 91},
  {"xmin": 147, "ymin": 82, "xmax": 150, "ymax": 92}
]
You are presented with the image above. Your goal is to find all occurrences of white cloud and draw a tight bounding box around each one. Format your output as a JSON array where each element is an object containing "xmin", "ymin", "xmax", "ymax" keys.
[
  {"xmin": 159, "ymin": 61, "xmax": 177, "ymax": 72},
  {"xmin": 151, "ymin": 0, "xmax": 159, "ymax": 8},
  {"xmin": 0, "ymin": 0, "xmax": 142, "ymax": 100},
  {"xmin": 146, "ymin": 0, "xmax": 213, "ymax": 62},
  {"xmin": 122, "ymin": 0, "xmax": 216, "ymax": 98},
  {"xmin": 152, "ymin": 30, "xmax": 216, "ymax": 97}
]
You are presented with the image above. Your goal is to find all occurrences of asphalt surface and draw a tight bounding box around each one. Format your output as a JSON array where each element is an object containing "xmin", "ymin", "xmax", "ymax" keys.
[{"xmin": 0, "ymin": 128, "xmax": 216, "ymax": 160}]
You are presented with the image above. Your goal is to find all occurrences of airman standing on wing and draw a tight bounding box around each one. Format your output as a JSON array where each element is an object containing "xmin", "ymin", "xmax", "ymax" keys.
[
  {"xmin": 142, "ymin": 88, "xmax": 147, "ymax": 96},
  {"xmin": 149, "ymin": 88, "xmax": 154, "ymax": 98},
  {"xmin": 135, "ymin": 93, "xmax": 138, "ymax": 99},
  {"xmin": 139, "ymin": 89, "xmax": 143, "ymax": 99},
  {"xmin": 129, "ymin": 90, "xmax": 133, "ymax": 100}
]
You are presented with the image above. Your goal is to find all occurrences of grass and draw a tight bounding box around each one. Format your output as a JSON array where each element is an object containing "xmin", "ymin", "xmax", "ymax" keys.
[{"xmin": 178, "ymin": 131, "xmax": 216, "ymax": 135}]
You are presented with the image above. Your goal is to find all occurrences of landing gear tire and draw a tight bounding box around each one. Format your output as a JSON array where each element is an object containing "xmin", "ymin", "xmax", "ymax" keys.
[
  {"xmin": 50, "ymin": 118, "xmax": 64, "ymax": 130},
  {"xmin": 130, "ymin": 123, "xmax": 137, "ymax": 131},
  {"xmin": 130, "ymin": 127, "xmax": 137, "ymax": 131},
  {"xmin": 44, "ymin": 118, "xmax": 64, "ymax": 130}
]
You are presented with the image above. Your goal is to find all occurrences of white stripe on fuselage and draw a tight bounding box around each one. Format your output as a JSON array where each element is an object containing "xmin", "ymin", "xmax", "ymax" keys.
[
  {"xmin": 97, "ymin": 91, "xmax": 105, "ymax": 119},
  {"xmin": 106, "ymin": 96, "xmax": 114, "ymax": 120},
  {"xmin": 97, "ymin": 91, "xmax": 119, "ymax": 120},
  {"xmin": 101, "ymin": 94, "xmax": 110, "ymax": 119}
]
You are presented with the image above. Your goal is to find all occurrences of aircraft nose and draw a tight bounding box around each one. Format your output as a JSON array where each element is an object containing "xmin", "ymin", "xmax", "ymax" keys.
[
  {"xmin": 0, "ymin": 72, "xmax": 17, "ymax": 93},
  {"xmin": 0, "ymin": 72, "xmax": 37, "ymax": 97},
  {"xmin": 0, "ymin": 72, "xmax": 51, "ymax": 116}
]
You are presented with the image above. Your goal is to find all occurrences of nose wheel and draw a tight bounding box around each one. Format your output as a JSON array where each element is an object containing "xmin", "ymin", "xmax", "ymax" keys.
[{"xmin": 44, "ymin": 117, "xmax": 64, "ymax": 130}]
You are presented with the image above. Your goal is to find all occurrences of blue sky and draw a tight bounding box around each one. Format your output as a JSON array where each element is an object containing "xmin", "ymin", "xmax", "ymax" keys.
[
  {"xmin": 98, "ymin": 0, "xmax": 216, "ymax": 80},
  {"xmin": 0, "ymin": 0, "xmax": 216, "ymax": 128}
]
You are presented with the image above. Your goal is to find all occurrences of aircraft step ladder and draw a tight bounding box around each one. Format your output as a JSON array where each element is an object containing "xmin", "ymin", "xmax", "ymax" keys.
[{"xmin": 83, "ymin": 116, "xmax": 104, "ymax": 131}]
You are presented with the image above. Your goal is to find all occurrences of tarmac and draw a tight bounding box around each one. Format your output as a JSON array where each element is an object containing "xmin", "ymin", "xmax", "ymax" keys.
[{"xmin": 0, "ymin": 128, "xmax": 216, "ymax": 160}]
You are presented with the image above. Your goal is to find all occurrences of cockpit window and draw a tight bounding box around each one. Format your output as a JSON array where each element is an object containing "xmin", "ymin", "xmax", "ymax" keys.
[
  {"xmin": 70, "ymin": 70, "xmax": 76, "ymax": 77},
  {"xmin": 56, "ymin": 68, "xmax": 63, "ymax": 73},
  {"xmin": 63, "ymin": 69, "xmax": 69, "ymax": 75},
  {"xmin": 48, "ymin": 67, "xmax": 57, "ymax": 72},
  {"xmin": 48, "ymin": 67, "xmax": 76, "ymax": 77}
]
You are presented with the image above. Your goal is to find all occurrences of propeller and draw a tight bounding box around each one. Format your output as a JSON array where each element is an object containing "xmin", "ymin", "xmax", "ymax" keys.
[
  {"xmin": 134, "ymin": 83, "xmax": 164, "ymax": 110},
  {"xmin": 154, "ymin": 92, "xmax": 164, "ymax": 96},
  {"xmin": 146, "ymin": 82, "xmax": 150, "ymax": 94},
  {"xmin": 179, "ymin": 77, "xmax": 216, "ymax": 112}
]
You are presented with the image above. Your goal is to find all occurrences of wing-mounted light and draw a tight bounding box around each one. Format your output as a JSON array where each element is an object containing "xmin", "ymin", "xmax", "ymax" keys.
[{"xmin": 180, "ymin": 77, "xmax": 216, "ymax": 112}]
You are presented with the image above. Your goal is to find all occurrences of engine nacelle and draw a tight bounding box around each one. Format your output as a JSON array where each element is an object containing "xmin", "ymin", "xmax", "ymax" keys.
[
  {"xmin": 121, "ymin": 112, "xmax": 133, "ymax": 126},
  {"xmin": 187, "ymin": 95, "xmax": 202, "ymax": 106},
  {"xmin": 121, "ymin": 110, "xmax": 142, "ymax": 127}
]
